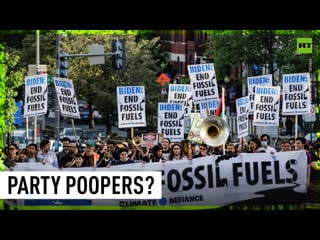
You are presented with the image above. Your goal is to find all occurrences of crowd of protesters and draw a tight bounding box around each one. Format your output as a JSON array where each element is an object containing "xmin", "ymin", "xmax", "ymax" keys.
[{"xmin": 1, "ymin": 131, "xmax": 319, "ymax": 207}]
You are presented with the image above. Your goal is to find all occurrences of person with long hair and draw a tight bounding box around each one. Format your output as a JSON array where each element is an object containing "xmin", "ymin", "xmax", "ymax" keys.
[
  {"xmin": 161, "ymin": 138, "xmax": 171, "ymax": 160},
  {"xmin": 17, "ymin": 148, "xmax": 28, "ymax": 162},
  {"xmin": 167, "ymin": 143, "xmax": 189, "ymax": 161}
]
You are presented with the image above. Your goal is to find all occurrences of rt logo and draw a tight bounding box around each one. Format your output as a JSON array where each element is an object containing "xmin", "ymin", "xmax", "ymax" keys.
[{"xmin": 296, "ymin": 38, "xmax": 312, "ymax": 54}]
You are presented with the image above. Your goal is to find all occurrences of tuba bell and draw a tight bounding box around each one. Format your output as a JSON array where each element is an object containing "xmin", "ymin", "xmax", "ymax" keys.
[
  {"xmin": 132, "ymin": 136, "xmax": 143, "ymax": 147},
  {"xmin": 199, "ymin": 116, "xmax": 230, "ymax": 147}
]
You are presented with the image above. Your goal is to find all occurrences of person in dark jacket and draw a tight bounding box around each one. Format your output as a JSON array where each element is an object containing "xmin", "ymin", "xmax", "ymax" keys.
[
  {"xmin": 3, "ymin": 143, "xmax": 19, "ymax": 169},
  {"xmin": 111, "ymin": 148, "xmax": 136, "ymax": 166},
  {"xmin": 149, "ymin": 144, "xmax": 166, "ymax": 163},
  {"xmin": 193, "ymin": 143, "xmax": 211, "ymax": 159}
]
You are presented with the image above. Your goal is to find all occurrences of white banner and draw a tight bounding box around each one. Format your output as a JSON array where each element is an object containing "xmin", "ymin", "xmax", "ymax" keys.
[
  {"xmin": 54, "ymin": 77, "xmax": 80, "ymax": 119},
  {"xmin": 24, "ymin": 74, "xmax": 48, "ymax": 117},
  {"xmin": 0, "ymin": 171, "xmax": 162, "ymax": 199},
  {"xmin": 4, "ymin": 151, "xmax": 308, "ymax": 208},
  {"xmin": 117, "ymin": 86, "xmax": 146, "ymax": 128}
]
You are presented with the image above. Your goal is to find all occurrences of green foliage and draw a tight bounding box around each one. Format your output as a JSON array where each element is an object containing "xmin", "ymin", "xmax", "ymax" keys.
[
  {"xmin": 0, "ymin": 44, "xmax": 4, "ymax": 134},
  {"xmin": 59, "ymin": 33, "xmax": 169, "ymax": 133},
  {"xmin": 5, "ymin": 29, "xmax": 319, "ymax": 137},
  {"xmin": 204, "ymin": 30, "xmax": 320, "ymax": 82},
  {"xmin": 178, "ymin": 77, "xmax": 190, "ymax": 84},
  {"xmin": 3, "ymin": 49, "xmax": 25, "ymax": 133},
  {"xmin": 18, "ymin": 34, "xmax": 57, "ymax": 75}
]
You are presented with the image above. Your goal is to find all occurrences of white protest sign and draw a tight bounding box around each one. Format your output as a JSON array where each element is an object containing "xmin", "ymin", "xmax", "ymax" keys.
[
  {"xmin": 282, "ymin": 72, "xmax": 311, "ymax": 115},
  {"xmin": 168, "ymin": 84, "xmax": 193, "ymax": 118},
  {"xmin": 54, "ymin": 77, "xmax": 80, "ymax": 119},
  {"xmin": 158, "ymin": 102, "xmax": 184, "ymax": 142},
  {"xmin": 141, "ymin": 133, "xmax": 159, "ymax": 148},
  {"xmin": 253, "ymin": 86, "xmax": 280, "ymax": 126},
  {"xmin": 247, "ymin": 74, "xmax": 272, "ymax": 114},
  {"xmin": 236, "ymin": 96, "xmax": 249, "ymax": 138},
  {"xmin": 187, "ymin": 63, "xmax": 219, "ymax": 104},
  {"xmin": 24, "ymin": 74, "xmax": 48, "ymax": 117},
  {"xmin": 168, "ymin": 84, "xmax": 193, "ymax": 134},
  {"xmin": 187, "ymin": 112, "xmax": 204, "ymax": 144},
  {"xmin": 117, "ymin": 86, "xmax": 146, "ymax": 128},
  {"xmin": 199, "ymin": 99, "xmax": 220, "ymax": 119},
  {"xmin": 302, "ymin": 104, "xmax": 316, "ymax": 122}
]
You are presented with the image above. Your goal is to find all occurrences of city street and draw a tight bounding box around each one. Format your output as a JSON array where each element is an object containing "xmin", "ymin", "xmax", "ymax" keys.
[{"xmin": 21, "ymin": 110, "xmax": 128, "ymax": 143}]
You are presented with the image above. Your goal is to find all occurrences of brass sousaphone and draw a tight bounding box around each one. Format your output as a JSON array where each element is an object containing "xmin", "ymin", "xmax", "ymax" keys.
[
  {"xmin": 199, "ymin": 115, "xmax": 230, "ymax": 147},
  {"xmin": 132, "ymin": 136, "xmax": 143, "ymax": 147}
]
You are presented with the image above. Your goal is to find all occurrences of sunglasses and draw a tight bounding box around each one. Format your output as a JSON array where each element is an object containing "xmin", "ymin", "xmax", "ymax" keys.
[{"xmin": 8, "ymin": 148, "xmax": 15, "ymax": 151}]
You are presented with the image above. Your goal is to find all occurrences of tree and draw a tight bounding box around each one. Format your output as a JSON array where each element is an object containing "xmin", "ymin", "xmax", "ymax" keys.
[
  {"xmin": 3, "ymin": 48, "xmax": 26, "ymax": 133},
  {"xmin": 4, "ymin": 31, "xmax": 169, "ymax": 137},
  {"xmin": 60, "ymin": 33, "xmax": 169, "ymax": 135},
  {"xmin": 204, "ymin": 30, "xmax": 319, "ymax": 83}
]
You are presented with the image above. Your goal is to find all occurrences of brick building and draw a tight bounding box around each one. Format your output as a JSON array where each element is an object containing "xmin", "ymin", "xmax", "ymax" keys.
[{"xmin": 156, "ymin": 30, "xmax": 210, "ymax": 78}]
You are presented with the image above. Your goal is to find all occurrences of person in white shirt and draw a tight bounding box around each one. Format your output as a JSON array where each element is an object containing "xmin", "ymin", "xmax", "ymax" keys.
[
  {"xmin": 38, "ymin": 139, "xmax": 59, "ymax": 168},
  {"xmin": 260, "ymin": 134, "xmax": 278, "ymax": 160}
]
